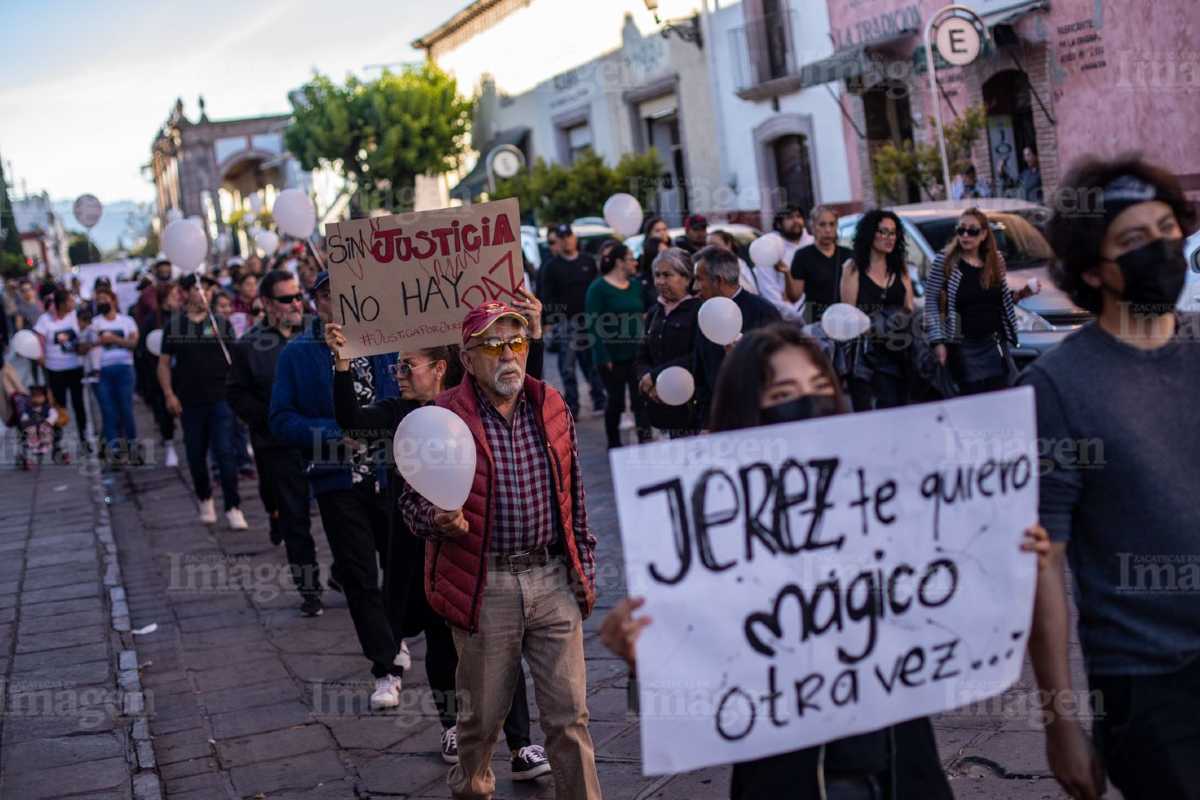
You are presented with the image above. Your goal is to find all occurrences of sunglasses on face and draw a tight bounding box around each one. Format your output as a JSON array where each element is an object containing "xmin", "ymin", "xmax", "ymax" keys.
[
  {"xmin": 467, "ymin": 335, "xmax": 529, "ymax": 357},
  {"xmin": 388, "ymin": 360, "xmax": 434, "ymax": 379},
  {"xmin": 875, "ymin": 228, "xmax": 898, "ymax": 239},
  {"xmin": 272, "ymin": 293, "xmax": 305, "ymax": 305},
  {"xmin": 956, "ymin": 226, "xmax": 984, "ymax": 237}
]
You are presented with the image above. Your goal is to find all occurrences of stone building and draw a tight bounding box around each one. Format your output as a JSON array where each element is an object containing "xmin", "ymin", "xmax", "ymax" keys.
[{"xmin": 148, "ymin": 97, "xmax": 299, "ymax": 248}]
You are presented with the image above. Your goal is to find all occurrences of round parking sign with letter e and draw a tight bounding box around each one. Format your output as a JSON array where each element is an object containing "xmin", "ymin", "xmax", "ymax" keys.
[{"xmin": 936, "ymin": 17, "xmax": 982, "ymax": 67}]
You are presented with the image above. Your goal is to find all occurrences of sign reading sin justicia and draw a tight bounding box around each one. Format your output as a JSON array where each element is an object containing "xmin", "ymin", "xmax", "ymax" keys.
[{"xmin": 831, "ymin": 4, "xmax": 922, "ymax": 50}]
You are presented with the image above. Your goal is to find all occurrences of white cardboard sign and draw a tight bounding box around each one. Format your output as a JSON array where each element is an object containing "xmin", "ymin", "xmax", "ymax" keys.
[{"xmin": 609, "ymin": 388, "xmax": 1039, "ymax": 775}]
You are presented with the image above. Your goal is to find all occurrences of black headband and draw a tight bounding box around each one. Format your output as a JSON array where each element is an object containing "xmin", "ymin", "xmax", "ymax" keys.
[{"xmin": 1102, "ymin": 175, "xmax": 1161, "ymax": 227}]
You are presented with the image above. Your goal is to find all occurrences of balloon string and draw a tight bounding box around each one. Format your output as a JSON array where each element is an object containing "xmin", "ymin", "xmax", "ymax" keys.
[{"xmin": 306, "ymin": 236, "xmax": 327, "ymax": 271}]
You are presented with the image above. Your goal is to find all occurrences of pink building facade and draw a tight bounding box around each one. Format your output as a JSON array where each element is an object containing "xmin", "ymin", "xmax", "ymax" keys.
[{"xmin": 814, "ymin": 0, "xmax": 1199, "ymax": 208}]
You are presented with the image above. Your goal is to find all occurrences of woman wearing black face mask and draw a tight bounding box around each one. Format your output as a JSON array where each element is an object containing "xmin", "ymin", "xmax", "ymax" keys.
[{"xmin": 1022, "ymin": 156, "xmax": 1200, "ymax": 800}]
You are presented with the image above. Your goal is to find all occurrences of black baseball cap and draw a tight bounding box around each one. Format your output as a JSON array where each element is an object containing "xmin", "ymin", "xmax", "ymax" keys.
[
  {"xmin": 554, "ymin": 223, "xmax": 573, "ymax": 238},
  {"xmin": 310, "ymin": 271, "xmax": 330, "ymax": 294}
]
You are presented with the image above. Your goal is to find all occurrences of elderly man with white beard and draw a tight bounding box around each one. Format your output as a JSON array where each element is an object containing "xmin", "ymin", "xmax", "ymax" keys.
[{"xmin": 400, "ymin": 301, "xmax": 601, "ymax": 800}]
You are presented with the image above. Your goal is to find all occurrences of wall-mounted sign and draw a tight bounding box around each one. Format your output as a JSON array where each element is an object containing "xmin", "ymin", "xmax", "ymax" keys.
[{"xmin": 936, "ymin": 15, "xmax": 983, "ymax": 66}]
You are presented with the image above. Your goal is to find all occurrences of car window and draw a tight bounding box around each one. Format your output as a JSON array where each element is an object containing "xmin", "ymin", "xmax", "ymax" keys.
[{"xmin": 915, "ymin": 213, "xmax": 1052, "ymax": 272}]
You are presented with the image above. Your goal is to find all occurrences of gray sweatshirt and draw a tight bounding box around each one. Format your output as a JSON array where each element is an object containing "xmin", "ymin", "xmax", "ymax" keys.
[{"xmin": 1019, "ymin": 314, "xmax": 1200, "ymax": 676}]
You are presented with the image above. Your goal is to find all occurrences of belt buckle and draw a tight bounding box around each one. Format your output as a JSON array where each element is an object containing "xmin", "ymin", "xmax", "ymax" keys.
[{"xmin": 506, "ymin": 550, "xmax": 535, "ymax": 574}]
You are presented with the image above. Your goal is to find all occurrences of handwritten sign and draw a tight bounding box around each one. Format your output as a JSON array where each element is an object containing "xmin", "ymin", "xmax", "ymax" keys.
[
  {"xmin": 610, "ymin": 389, "xmax": 1039, "ymax": 775},
  {"xmin": 324, "ymin": 199, "xmax": 525, "ymax": 358}
]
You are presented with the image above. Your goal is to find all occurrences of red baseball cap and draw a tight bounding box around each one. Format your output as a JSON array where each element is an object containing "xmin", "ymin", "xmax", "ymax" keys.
[{"xmin": 460, "ymin": 301, "xmax": 528, "ymax": 345}]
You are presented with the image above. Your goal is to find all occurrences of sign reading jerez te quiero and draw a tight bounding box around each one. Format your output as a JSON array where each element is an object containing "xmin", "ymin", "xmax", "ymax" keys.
[
  {"xmin": 610, "ymin": 389, "xmax": 1039, "ymax": 775},
  {"xmin": 324, "ymin": 198, "xmax": 525, "ymax": 358}
]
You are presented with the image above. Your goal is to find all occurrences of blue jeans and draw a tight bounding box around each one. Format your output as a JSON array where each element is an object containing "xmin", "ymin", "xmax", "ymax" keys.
[
  {"xmin": 93, "ymin": 364, "xmax": 137, "ymax": 451},
  {"xmin": 181, "ymin": 401, "xmax": 240, "ymax": 510},
  {"xmin": 555, "ymin": 320, "xmax": 606, "ymax": 415}
]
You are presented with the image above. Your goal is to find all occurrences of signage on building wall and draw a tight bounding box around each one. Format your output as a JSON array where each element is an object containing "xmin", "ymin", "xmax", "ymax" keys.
[
  {"xmin": 935, "ymin": 15, "xmax": 983, "ymax": 66},
  {"xmin": 831, "ymin": 4, "xmax": 922, "ymax": 50},
  {"xmin": 987, "ymin": 115, "xmax": 1019, "ymax": 191}
]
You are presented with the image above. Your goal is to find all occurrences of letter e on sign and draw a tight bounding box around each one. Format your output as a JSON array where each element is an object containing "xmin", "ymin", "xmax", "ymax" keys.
[{"xmin": 936, "ymin": 17, "xmax": 981, "ymax": 67}]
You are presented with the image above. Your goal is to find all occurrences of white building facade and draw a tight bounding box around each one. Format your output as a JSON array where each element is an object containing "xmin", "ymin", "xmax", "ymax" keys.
[{"xmin": 415, "ymin": 0, "xmax": 855, "ymax": 226}]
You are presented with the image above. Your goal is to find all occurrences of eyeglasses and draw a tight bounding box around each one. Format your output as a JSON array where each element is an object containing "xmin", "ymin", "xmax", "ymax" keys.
[
  {"xmin": 956, "ymin": 226, "xmax": 984, "ymax": 237},
  {"xmin": 272, "ymin": 293, "xmax": 304, "ymax": 305},
  {"xmin": 875, "ymin": 228, "xmax": 898, "ymax": 239},
  {"xmin": 388, "ymin": 360, "xmax": 434, "ymax": 379},
  {"xmin": 466, "ymin": 336, "xmax": 529, "ymax": 357}
]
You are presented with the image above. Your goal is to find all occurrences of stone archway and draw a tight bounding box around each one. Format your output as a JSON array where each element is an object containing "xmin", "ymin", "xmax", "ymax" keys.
[{"xmin": 753, "ymin": 114, "xmax": 821, "ymax": 229}]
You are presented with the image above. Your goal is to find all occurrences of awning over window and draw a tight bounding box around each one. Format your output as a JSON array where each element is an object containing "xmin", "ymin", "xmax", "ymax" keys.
[
  {"xmin": 449, "ymin": 126, "xmax": 530, "ymax": 201},
  {"xmin": 794, "ymin": 29, "xmax": 918, "ymax": 90},
  {"xmin": 910, "ymin": 0, "xmax": 1049, "ymax": 73}
]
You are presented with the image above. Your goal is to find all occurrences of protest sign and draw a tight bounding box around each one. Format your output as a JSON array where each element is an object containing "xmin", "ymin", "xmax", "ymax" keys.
[
  {"xmin": 609, "ymin": 388, "xmax": 1039, "ymax": 775},
  {"xmin": 323, "ymin": 199, "xmax": 526, "ymax": 358}
]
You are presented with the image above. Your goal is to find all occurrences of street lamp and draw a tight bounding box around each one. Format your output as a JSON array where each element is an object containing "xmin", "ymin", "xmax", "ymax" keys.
[{"xmin": 643, "ymin": 0, "xmax": 703, "ymax": 48}]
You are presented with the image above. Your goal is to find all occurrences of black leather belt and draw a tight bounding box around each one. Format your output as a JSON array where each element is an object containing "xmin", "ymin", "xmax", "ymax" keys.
[{"xmin": 488, "ymin": 547, "xmax": 554, "ymax": 574}]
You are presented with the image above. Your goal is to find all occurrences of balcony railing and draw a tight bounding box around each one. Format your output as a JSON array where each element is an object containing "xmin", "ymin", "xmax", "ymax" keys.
[{"xmin": 728, "ymin": 5, "xmax": 800, "ymax": 94}]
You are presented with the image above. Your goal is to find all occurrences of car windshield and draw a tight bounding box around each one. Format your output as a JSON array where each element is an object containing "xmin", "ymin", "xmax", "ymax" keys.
[{"xmin": 915, "ymin": 211, "xmax": 1053, "ymax": 271}]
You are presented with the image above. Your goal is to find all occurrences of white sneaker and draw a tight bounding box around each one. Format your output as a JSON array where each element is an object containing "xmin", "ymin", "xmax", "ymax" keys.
[
  {"xmin": 198, "ymin": 498, "xmax": 217, "ymax": 524},
  {"xmin": 164, "ymin": 442, "xmax": 178, "ymax": 468},
  {"xmin": 369, "ymin": 674, "xmax": 402, "ymax": 710},
  {"xmin": 225, "ymin": 507, "xmax": 248, "ymax": 530},
  {"xmin": 393, "ymin": 640, "xmax": 411, "ymax": 671}
]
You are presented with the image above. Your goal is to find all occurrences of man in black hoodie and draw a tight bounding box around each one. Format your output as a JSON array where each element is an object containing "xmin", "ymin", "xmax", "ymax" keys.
[
  {"xmin": 227, "ymin": 269, "xmax": 322, "ymax": 617},
  {"xmin": 538, "ymin": 223, "xmax": 606, "ymax": 418}
]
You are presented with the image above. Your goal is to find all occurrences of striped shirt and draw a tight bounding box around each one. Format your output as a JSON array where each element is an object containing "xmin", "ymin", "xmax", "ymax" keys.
[{"xmin": 924, "ymin": 252, "xmax": 1019, "ymax": 345}]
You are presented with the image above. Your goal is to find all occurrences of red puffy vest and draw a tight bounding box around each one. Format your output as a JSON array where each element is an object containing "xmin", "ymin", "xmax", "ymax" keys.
[{"xmin": 423, "ymin": 375, "xmax": 596, "ymax": 633}]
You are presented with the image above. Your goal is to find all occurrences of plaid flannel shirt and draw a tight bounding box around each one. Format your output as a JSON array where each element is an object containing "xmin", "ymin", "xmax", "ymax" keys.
[{"xmin": 400, "ymin": 383, "xmax": 596, "ymax": 587}]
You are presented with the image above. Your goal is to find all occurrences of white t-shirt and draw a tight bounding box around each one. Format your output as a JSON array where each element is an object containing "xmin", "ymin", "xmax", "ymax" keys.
[
  {"xmin": 753, "ymin": 231, "xmax": 814, "ymax": 321},
  {"xmin": 33, "ymin": 310, "xmax": 82, "ymax": 371},
  {"xmin": 89, "ymin": 314, "xmax": 139, "ymax": 368}
]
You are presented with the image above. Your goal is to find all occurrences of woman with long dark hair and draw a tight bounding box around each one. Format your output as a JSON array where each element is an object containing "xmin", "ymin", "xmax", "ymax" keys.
[
  {"xmin": 841, "ymin": 209, "xmax": 915, "ymax": 410},
  {"xmin": 634, "ymin": 247, "xmax": 701, "ymax": 437},
  {"xmin": 586, "ymin": 242, "xmax": 652, "ymax": 447},
  {"xmin": 924, "ymin": 207, "xmax": 1019, "ymax": 394},
  {"xmin": 602, "ymin": 322, "xmax": 1050, "ymax": 800},
  {"xmin": 326, "ymin": 289, "xmax": 553, "ymax": 779}
]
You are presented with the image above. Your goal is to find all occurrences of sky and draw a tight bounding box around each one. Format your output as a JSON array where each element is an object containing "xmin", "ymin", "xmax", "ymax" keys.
[{"xmin": 0, "ymin": 0, "xmax": 464, "ymax": 205}]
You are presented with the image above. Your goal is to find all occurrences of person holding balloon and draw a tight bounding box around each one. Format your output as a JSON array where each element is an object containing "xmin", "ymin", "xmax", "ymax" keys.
[
  {"xmin": 840, "ymin": 209, "xmax": 916, "ymax": 411},
  {"xmin": 692, "ymin": 245, "xmax": 782, "ymax": 428},
  {"xmin": 399, "ymin": 301, "xmax": 602, "ymax": 800},
  {"xmin": 326, "ymin": 286, "xmax": 553, "ymax": 779},
  {"xmin": 586, "ymin": 242, "xmax": 652, "ymax": 449},
  {"xmin": 634, "ymin": 247, "xmax": 701, "ymax": 438}
]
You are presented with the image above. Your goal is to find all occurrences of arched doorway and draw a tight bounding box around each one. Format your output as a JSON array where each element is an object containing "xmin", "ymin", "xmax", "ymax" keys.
[
  {"xmin": 772, "ymin": 133, "xmax": 815, "ymax": 214},
  {"xmin": 983, "ymin": 70, "xmax": 1036, "ymax": 196},
  {"xmin": 863, "ymin": 80, "xmax": 919, "ymax": 203}
]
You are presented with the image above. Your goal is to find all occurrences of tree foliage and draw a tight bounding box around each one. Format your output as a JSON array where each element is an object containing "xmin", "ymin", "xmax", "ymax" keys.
[
  {"xmin": 68, "ymin": 234, "xmax": 101, "ymax": 266},
  {"xmin": 872, "ymin": 103, "xmax": 988, "ymax": 203},
  {"xmin": 285, "ymin": 65, "xmax": 474, "ymax": 213},
  {"xmin": 493, "ymin": 148, "xmax": 663, "ymax": 226},
  {"xmin": 0, "ymin": 158, "xmax": 22, "ymax": 258}
]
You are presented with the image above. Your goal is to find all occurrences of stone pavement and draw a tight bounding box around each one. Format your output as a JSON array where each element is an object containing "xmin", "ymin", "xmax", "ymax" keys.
[{"xmin": 1, "ymin": 357, "xmax": 1090, "ymax": 799}]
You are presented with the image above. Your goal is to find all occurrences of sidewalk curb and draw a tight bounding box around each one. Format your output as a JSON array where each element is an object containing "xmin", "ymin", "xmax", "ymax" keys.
[{"xmin": 91, "ymin": 458, "xmax": 163, "ymax": 800}]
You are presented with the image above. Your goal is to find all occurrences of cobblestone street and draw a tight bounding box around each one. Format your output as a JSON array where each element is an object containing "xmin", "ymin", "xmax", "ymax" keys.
[{"xmin": 0, "ymin": 359, "xmax": 1089, "ymax": 799}]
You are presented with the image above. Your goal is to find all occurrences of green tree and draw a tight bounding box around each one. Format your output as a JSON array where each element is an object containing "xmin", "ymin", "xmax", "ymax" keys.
[
  {"xmin": 872, "ymin": 103, "xmax": 988, "ymax": 203},
  {"xmin": 68, "ymin": 233, "xmax": 101, "ymax": 265},
  {"xmin": 285, "ymin": 65, "xmax": 474, "ymax": 213},
  {"xmin": 0, "ymin": 157, "xmax": 22, "ymax": 259},
  {"xmin": 493, "ymin": 148, "xmax": 663, "ymax": 227}
]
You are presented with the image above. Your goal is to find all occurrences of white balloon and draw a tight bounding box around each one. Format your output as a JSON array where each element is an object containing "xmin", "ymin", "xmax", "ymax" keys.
[
  {"xmin": 394, "ymin": 406, "xmax": 477, "ymax": 510},
  {"xmin": 273, "ymin": 189, "xmax": 317, "ymax": 239},
  {"xmin": 655, "ymin": 366, "xmax": 695, "ymax": 406},
  {"xmin": 749, "ymin": 233, "xmax": 785, "ymax": 269},
  {"xmin": 820, "ymin": 303, "xmax": 872, "ymax": 342},
  {"xmin": 11, "ymin": 329, "xmax": 41, "ymax": 360},
  {"xmin": 255, "ymin": 230, "xmax": 280, "ymax": 257},
  {"xmin": 145, "ymin": 329, "xmax": 164, "ymax": 356},
  {"xmin": 602, "ymin": 193, "xmax": 643, "ymax": 238},
  {"xmin": 162, "ymin": 219, "xmax": 208, "ymax": 270},
  {"xmin": 165, "ymin": 208, "xmax": 183, "ymax": 224},
  {"xmin": 698, "ymin": 296, "xmax": 744, "ymax": 346}
]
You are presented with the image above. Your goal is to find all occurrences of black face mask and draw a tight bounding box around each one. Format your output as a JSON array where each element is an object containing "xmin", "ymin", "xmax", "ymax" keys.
[
  {"xmin": 760, "ymin": 394, "xmax": 841, "ymax": 425},
  {"xmin": 96, "ymin": 302, "xmax": 112, "ymax": 316},
  {"xmin": 1114, "ymin": 237, "xmax": 1188, "ymax": 311}
]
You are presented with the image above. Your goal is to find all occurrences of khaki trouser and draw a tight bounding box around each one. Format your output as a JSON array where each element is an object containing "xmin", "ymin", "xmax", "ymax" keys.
[{"xmin": 449, "ymin": 558, "xmax": 601, "ymax": 800}]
